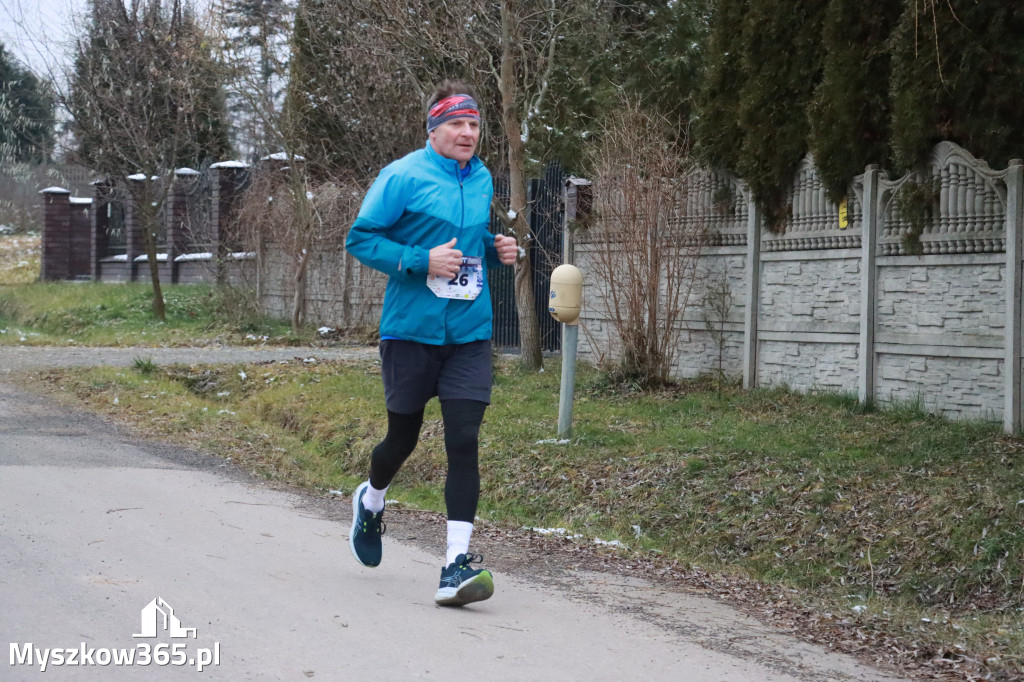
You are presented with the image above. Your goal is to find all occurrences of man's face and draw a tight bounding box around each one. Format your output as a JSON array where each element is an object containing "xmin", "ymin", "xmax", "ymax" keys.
[{"xmin": 429, "ymin": 117, "xmax": 480, "ymax": 167}]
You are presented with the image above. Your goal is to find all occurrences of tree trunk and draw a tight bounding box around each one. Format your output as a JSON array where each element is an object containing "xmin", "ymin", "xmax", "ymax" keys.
[
  {"xmin": 501, "ymin": 0, "xmax": 542, "ymax": 370},
  {"xmin": 140, "ymin": 200, "xmax": 166, "ymax": 321},
  {"xmin": 291, "ymin": 250, "xmax": 308, "ymax": 332}
]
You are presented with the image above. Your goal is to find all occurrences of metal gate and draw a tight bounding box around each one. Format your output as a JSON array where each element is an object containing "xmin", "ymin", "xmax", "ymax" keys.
[{"xmin": 489, "ymin": 161, "xmax": 564, "ymax": 352}]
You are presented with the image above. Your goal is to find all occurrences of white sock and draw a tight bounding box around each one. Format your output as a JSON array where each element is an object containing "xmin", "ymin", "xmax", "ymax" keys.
[
  {"xmin": 362, "ymin": 481, "xmax": 387, "ymax": 513},
  {"xmin": 446, "ymin": 520, "xmax": 474, "ymax": 566}
]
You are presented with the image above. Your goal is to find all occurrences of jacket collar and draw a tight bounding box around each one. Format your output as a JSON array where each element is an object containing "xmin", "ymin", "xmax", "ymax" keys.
[{"xmin": 424, "ymin": 140, "xmax": 477, "ymax": 175}]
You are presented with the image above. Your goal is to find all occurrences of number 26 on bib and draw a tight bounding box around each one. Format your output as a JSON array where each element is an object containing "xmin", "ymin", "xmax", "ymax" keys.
[{"xmin": 427, "ymin": 256, "xmax": 483, "ymax": 300}]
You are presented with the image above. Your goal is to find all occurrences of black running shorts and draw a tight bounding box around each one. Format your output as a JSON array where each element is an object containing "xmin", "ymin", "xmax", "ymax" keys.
[{"xmin": 379, "ymin": 339, "xmax": 492, "ymax": 414}]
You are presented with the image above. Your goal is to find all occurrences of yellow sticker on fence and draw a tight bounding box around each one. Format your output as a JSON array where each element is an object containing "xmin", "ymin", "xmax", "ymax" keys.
[{"xmin": 838, "ymin": 198, "xmax": 849, "ymax": 229}]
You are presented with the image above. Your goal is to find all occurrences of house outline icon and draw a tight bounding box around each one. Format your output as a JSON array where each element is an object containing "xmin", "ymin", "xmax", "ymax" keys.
[{"xmin": 133, "ymin": 597, "xmax": 197, "ymax": 639}]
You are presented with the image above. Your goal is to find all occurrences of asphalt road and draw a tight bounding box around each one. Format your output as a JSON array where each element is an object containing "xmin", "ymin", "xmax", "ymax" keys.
[{"xmin": 0, "ymin": 348, "xmax": 911, "ymax": 681}]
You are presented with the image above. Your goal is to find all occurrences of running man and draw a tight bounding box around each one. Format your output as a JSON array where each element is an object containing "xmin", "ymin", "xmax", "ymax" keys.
[{"xmin": 344, "ymin": 80, "xmax": 518, "ymax": 606}]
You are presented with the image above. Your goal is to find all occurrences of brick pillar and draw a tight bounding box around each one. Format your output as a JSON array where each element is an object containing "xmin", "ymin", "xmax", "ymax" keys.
[
  {"xmin": 91, "ymin": 182, "xmax": 112, "ymax": 280},
  {"xmin": 39, "ymin": 186, "xmax": 72, "ymax": 281},
  {"xmin": 125, "ymin": 176, "xmax": 146, "ymax": 281},
  {"xmin": 562, "ymin": 177, "xmax": 592, "ymax": 265},
  {"xmin": 69, "ymin": 198, "xmax": 94, "ymax": 279},
  {"xmin": 168, "ymin": 168, "xmax": 199, "ymax": 282},
  {"xmin": 209, "ymin": 161, "xmax": 251, "ymax": 283}
]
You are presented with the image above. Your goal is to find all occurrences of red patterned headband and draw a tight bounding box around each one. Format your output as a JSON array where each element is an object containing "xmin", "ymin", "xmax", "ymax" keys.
[{"xmin": 427, "ymin": 95, "xmax": 480, "ymax": 133}]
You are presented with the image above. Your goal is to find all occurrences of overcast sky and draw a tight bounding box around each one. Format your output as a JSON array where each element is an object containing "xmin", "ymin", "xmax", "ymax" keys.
[
  {"xmin": 0, "ymin": 0, "xmax": 215, "ymax": 78},
  {"xmin": 0, "ymin": 0, "xmax": 84, "ymax": 77}
]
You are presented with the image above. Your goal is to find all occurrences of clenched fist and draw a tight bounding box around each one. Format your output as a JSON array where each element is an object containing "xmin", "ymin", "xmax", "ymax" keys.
[
  {"xmin": 494, "ymin": 233, "xmax": 518, "ymax": 265},
  {"xmin": 428, "ymin": 238, "xmax": 463, "ymax": 279}
]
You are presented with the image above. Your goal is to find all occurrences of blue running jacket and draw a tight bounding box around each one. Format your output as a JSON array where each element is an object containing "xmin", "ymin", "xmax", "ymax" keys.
[{"xmin": 345, "ymin": 142, "xmax": 502, "ymax": 345}]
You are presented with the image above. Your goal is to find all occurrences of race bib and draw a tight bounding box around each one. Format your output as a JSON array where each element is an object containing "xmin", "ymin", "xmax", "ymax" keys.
[{"xmin": 427, "ymin": 257, "xmax": 483, "ymax": 300}]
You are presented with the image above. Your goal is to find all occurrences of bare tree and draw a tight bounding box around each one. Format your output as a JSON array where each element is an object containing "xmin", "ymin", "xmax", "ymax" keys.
[
  {"xmin": 581, "ymin": 96, "xmax": 706, "ymax": 386},
  {"xmin": 227, "ymin": 162, "xmax": 366, "ymax": 331},
  {"xmin": 214, "ymin": 0, "xmax": 292, "ymax": 159},
  {"xmin": 340, "ymin": 0, "xmax": 593, "ymax": 370},
  {"xmin": 212, "ymin": 1, "xmax": 400, "ymax": 332},
  {"xmin": 65, "ymin": 0, "xmax": 230, "ymax": 320},
  {"xmin": 701, "ymin": 266, "xmax": 734, "ymax": 395}
]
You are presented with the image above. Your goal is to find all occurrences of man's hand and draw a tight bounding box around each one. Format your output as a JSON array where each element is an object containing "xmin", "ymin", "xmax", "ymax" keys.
[
  {"xmin": 494, "ymin": 234, "xmax": 518, "ymax": 265},
  {"xmin": 428, "ymin": 238, "xmax": 463, "ymax": 279}
]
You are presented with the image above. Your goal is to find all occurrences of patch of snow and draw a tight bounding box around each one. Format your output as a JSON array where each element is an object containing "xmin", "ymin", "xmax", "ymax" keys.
[
  {"xmin": 175, "ymin": 167, "xmax": 200, "ymax": 176},
  {"xmin": 261, "ymin": 152, "xmax": 305, "ymax": 162},
  {"xmin": 210, "ymin": 160, "xmax": 249, "ymax": 169},
  {"xmin": 523, "ymin": 527, "xmax": 582, "ymax": 540},
  {"xmin": 174, "ymin": 252, "xmax": 212, "ymax": 262},
  {"xmin": 593, "ymin": 538, "xmax": 625, "ymax": 548},
  {"xmin": 39, "ymin": 186, "xmax": 70, "ymax": 194},
  {"xmin": 133, "ymin": 253, "xmax": 169, "ymax": 262},
  {"xmin": 507, "ymin": 209, "xmax": 517, "ymax": 220},
  {"xmin": 534, "ymin": 438, "xmax": 570, "ymax": 445},
  {"xmin": 229, "ymin": 252, "xmax": 255, "ymax": 260},
  {"xmin": 69, "ymin": 197, "xmax": 93, "ymax": 205}
]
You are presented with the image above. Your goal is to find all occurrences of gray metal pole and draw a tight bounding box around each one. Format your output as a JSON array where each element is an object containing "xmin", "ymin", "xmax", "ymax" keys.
[{"xmin": 557, "ymin": 323, "xmax": 579, "ymax": 439}]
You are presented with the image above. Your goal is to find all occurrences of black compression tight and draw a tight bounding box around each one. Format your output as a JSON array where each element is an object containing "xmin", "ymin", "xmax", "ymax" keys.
[
  {"xmin": 368, "ymin": 408, "xmax": 424, "ymax": 491},
  {"xmin": 368, "ymin": 399, "xmax": 487, "ymax": 524}
]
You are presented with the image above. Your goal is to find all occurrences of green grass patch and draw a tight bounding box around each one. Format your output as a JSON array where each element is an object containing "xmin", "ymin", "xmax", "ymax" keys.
[
  {"xmin": 0, "ymin": 281, "xmax": 318, "ymax": 346},
  {"xmin": 27, "ymin": 358, "xmax": 1024, "ymax": 675}
]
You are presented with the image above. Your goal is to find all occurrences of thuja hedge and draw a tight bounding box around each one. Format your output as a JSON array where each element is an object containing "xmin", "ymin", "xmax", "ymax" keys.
[{"xmin": 696, "ymin": 0, "xmax": 1024, "ymax": 221}]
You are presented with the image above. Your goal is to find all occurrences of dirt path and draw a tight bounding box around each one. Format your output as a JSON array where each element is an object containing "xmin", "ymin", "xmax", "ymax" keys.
[{"xmin": 0, "ymin": 344, "xmax": 379, "ymax": 374}]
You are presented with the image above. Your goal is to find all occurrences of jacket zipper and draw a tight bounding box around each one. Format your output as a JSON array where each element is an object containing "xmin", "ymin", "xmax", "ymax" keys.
[{"xmin": 457, "ymin": 163, "xmax": 465, "ymax": 229}]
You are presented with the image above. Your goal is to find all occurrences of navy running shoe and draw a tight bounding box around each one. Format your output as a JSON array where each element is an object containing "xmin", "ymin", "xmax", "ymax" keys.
[
  {"xmin": 349, "ymin": 481, "xmax": 384, "ymax": 567},
  {"xmin": 434, "ymin": 553, "xmax": 494, "ymax": 606}
]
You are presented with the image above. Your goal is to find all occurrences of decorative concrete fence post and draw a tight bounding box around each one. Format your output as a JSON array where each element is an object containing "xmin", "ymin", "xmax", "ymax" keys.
[
  {"xmin": 39, "ymin": 186, "xmax": 72, "ymax": 281},
  {"xmin": 1004, "ymin": 159, "xmax": 1023, "ymax": 433},
  {"xmin": 859, "ymin": 165, "xmax": 880, "ymax": 404},
  {"xmin": 742, "ymin": 186, "xmax": 762, "ymax": 390}
]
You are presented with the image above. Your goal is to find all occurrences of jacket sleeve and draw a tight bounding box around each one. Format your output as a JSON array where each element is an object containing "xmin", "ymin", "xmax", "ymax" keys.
[
  {"xmin": 345, "ymin": 169, "xmax": 429, "ymax": 279},
  {"xmin": 483, "ymin": 229, "xmax": 502, "ymax": 268},
  {"xmin": 477, "ymin": 177, "xmax": 503, "ymax": 268}
]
